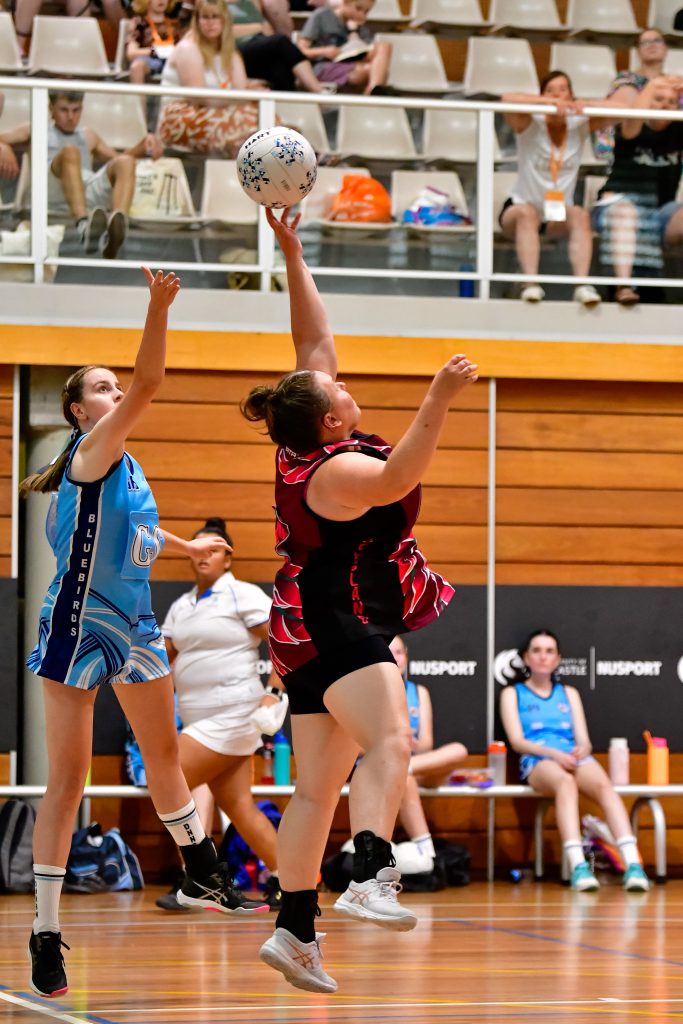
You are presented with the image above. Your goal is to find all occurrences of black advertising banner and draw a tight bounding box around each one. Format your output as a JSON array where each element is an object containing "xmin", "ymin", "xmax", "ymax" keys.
[
  {"xmin": 0, "ymin": 579, "xmax": 18, "ymax": 751},
  {"xmin": 400, "ymin": 586, "xmax": 487, "ymax": 752},
  {"xmin": 93, "ymin": 582, "xmax": 683, "ymax": 757},
  {"xmin": 495, "ymin": 587, "xmax": 683, "ymax": 754},
  {"xmin": 93, "ymin": 581, "xmax": 488, "ymax": 754}
]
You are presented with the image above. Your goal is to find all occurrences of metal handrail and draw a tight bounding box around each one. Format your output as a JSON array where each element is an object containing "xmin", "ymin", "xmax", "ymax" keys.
[{"xmin": 2, "ymin": 75, "xmax": 683, "ymax": 292}]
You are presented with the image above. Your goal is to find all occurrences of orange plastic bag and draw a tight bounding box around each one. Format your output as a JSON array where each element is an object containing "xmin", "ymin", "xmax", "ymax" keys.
[{"xmin": 328, "ymin": 174, "xmax": 392, "ymax": 223}]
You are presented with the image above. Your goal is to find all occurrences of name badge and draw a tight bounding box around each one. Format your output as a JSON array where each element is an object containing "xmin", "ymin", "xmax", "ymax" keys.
[{"xmin": 543, "ymin": 189, "xmax": 566, "ymax": 222}]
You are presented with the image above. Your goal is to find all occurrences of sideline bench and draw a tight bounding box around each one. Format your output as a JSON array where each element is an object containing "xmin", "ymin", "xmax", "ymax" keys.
[{"xmin": 1, "ymin": 782, "xmax": 679, "ymax": 883}]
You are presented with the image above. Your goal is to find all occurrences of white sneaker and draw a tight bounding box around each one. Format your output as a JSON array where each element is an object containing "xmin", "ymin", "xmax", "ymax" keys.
[
  {"xmin": 333, "ymin": 866, "xmax": 417, "ymax": 931},
  {"xmin": 521, "ymin": 284, "xmax": 545, "ymax": 303},
  {"xmin": 574, "ymin": 284, "xmax": 601, "ymax": 307},
  {"xmin": 259, "ymin": 928, "xmax": 337, "ymax": 993}
]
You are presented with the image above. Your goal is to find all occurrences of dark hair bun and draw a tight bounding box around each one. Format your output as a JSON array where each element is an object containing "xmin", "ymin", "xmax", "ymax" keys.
[
  {"xmin": 195, "ymin": 517, "xmax": 234, "ymax": 549},
  {"xmin": 241, "ymin": 385, "xmax": 274, "ymax": 423}
]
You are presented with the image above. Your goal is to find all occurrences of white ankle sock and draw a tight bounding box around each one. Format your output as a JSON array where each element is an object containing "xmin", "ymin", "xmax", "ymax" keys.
[
  {"xmin": 158, "ymin": 800, "xmax": 206, "ymax": 847},
  {"xmin": 563, "ymin": 841, "xmax": 586, "ymax": 872},
  {"xmin": 616, "ymin": 835, "xmax": 640, "ymax": 868},
  {"xmin": 412, "ymin": 833, "xmax": 435, "ymax": 858},
  {"xmin": 33, "ymin": 864, "xmax": 66, "ymax": 934}
]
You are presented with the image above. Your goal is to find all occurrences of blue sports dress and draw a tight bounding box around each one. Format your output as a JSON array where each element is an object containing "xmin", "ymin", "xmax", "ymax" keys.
[{"xmin": 27, "ymin": 435, "xmax": 170, "ymax": 690}]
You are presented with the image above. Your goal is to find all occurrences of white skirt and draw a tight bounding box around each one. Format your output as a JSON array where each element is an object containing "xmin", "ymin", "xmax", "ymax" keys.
[{"xmin": 179, "ymin": 699, "xmax": 262, "ymax": 757}]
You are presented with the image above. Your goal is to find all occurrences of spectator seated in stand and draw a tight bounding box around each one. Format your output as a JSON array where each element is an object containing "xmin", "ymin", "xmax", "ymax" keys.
[
  {"xmin": 228, "ymin": 0, "xmax": 335, "ymax": 94},
  {"xmin": 0, "ymin": 89, "xmax": 163, "ymax": 258},
  {"xmin": 158, "ymin": 0, "xmax": 260, "ymax": 157},
  {"xmin": 297, "ymin": 0, "xmax": 391, "ymax": 96},
  {"xmin": 499, "ymin": 628, "xmax": 651, "ymax": 894},
  {"xmin": 591, "ymin": 75, "xmax": 683, "ymax": 306},
  {"xmin": 389, "ymin": 636, "xmax": 468, "ymax": 873},
  {"xmin": 126, "ymin": 0, "xmax": 183, "ymax": 89},
  {"xmin": 12, "ymin": 0, "xmax": 125, "ymax": 56},
  {"xmin": 594, "ymin": 27, "xmax": 676, "ymax": 165},
  {"xmin": 500, "ymin": 71, "xmax": 616, "ymax": 308}
]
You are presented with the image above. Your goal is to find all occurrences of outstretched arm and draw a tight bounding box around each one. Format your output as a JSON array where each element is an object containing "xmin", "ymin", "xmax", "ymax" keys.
[
  {"xmin": 266, "ymin": 207, "xmax": 337, "ymax": 377},
  {"xmin": 71, "ymin": 268, "xmax": 181, "ymax": 482},
  {"xmin": 307, "ymin": 353, "xmax": 479, "ymax": 514}
]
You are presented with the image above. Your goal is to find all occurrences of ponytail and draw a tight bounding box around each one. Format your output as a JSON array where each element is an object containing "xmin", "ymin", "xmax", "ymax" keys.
[
  {"xmin": 19, "ymin": 428, "xmax": 81, "ymax": 497},
  {"xmin": 19, "ymin": 364, "xmax": 103, "ymax": 498}
]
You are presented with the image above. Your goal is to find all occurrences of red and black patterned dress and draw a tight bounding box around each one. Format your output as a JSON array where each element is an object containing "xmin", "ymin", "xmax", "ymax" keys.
[{"xmin": 269, "ymin": 431, "xmax": 454, "ymax": 713}]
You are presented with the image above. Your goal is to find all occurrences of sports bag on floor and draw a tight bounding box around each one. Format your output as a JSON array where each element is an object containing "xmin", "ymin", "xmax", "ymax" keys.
[{"xmin": 0, "ymin": 799, "xmax": 36, "ymax": 893}]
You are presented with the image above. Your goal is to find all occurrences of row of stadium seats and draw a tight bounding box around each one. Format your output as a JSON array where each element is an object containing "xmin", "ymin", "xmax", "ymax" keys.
[{"xmin": 4, "ymin": 13, "xmax": 683, "ymax": 98}]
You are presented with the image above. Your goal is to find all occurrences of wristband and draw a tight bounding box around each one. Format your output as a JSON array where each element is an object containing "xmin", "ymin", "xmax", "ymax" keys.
[{"xmin": 264, "ymin": 686, "xmax": 283, "ymax": 699}]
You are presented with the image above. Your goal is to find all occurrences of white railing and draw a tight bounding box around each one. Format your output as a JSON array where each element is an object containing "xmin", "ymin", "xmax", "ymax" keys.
[{"xmin": 1, "ymin": 75, "xmax": 683, "ymax": 294}]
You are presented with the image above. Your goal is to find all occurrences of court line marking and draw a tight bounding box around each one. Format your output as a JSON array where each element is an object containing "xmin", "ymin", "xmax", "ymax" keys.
[
  {"xmin": 0, "ymin": 987, "xmax": 118, "ymax": 1024},
  {"xmin": 446, "ymin": 917, "xmax": 683, "ymax": 967},
  {"xmin": 92, "ymin": 998, "xmax": 683, "ymax": 1014}
]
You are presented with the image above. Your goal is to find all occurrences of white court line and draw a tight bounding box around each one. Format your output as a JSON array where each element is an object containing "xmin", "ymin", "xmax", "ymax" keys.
[
  {"xmin": 0, "ymin": 989, "xmax": 93, "ymax": 1023},
  {"xmin": 96, "ymin": 997, "xmax": 683, "ymax": 1014}
]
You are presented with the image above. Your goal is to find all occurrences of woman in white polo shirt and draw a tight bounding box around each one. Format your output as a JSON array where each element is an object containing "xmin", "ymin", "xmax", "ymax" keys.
[
  {"xmin": 500, "ymin": 71, "xmax": 608, "ymax": 307},
  {"xmin": 161, "ymin": 517, "xmax": 284, "ymax": 910}
]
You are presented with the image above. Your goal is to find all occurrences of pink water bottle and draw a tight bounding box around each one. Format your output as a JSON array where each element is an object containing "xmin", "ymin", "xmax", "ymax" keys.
[{"xmin": 608, "ymin": 737, "xmax": 629, "ymax": 785}]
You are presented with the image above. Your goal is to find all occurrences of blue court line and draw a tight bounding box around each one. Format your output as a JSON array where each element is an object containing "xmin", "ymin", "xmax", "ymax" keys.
[
  {"xmin": 445, "ymin": 917, "xmax": 683, "ymax": 967},
  {"xmin": 0, "ymin": 986, "xmax": 121, "ymax": 1024}
]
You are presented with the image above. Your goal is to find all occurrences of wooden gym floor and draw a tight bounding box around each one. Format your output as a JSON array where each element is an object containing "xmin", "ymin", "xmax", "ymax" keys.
[{"xmin": 2, "ymin": 881, "xmax": 683, "ymax": 1023}]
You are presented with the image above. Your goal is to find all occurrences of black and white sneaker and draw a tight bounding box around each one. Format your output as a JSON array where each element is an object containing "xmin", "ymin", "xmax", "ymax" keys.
[
  {"xmin": 78, "ymin": 207, "xmax": 107, "ymax": 254},
  {"xmin": 28, "ymin": 930, "xmax": 70, "ymax": 998},
  {"xmin": 101, "ymin": 211, "xmax": 127, "ymax": 259},
  {"xmin": 262, "ymin": 874, "xmax": 283, "ymax": 912},
  {"xmin": 177, "ymin": 862, "xmax": 270, "ymax": 914},
  {"xmin": 156, "ymin": 885, "xmax": 190, "ymax": 912}
]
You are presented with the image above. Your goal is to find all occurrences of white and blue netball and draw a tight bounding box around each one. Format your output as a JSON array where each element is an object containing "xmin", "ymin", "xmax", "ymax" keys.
[{"xmin": 236, "ymin": 126, "xmax": 317, "ymax": 209}]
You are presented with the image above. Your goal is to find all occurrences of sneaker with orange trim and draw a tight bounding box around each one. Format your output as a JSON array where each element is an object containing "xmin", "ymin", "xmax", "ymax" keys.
[
  {"xmin": 259, "ymin": 927, "xmax": 337, "ymax": 993},
  {"xmin": 333, "ymin": 866, "xmax": 417, "ymax": 930}
]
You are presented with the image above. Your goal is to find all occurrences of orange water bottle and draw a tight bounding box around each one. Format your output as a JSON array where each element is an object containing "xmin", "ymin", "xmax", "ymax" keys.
[{"xmin": 644, "ymin": 730, "xmax": 669, "ymax": 785}]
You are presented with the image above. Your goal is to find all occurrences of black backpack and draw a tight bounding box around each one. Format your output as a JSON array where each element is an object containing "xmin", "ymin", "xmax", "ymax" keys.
[
  {"xmin": 0, "ymin": 799, "xmax": 36, "ymax": 893},
  {"xmin": 321, "ymin": 840, "xmax": 471, "ymax": 894}
]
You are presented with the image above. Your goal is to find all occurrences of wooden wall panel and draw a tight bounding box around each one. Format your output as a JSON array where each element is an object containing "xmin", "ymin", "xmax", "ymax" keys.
[
  {"xmin": 126, "ymin": 370, "xmax": 490, "ymax": 585},
  {"xmin": 496, "ymin": 380, "xmax": 683, "ymax": 585},
  {"xmin": 125, "ymin": 371, "xmax": 683, "ymax": 589}
]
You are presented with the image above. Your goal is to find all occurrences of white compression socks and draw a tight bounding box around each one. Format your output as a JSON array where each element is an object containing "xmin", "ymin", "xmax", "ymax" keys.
[
  {"xmin": 33, "ymin": 864, "xmax": 66, "ymax": 934},
  {"xmin": 412, "ymin": 833, "xmax": 436, "ymax": 858},
  {"xmin": 157, "ymin": 800, "xmax": 206, "ymax": 847},
  {"xmin": 563, "ymin": 840, "xmax": 586, "ymax": 873},
  {"xmin": 616, "ymin": 835, "xmax": 640, "ymax": 868}
]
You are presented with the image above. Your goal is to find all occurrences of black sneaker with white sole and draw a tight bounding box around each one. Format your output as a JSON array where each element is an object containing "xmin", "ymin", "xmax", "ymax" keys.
[
  {"xmin": 177, "ymin": 862, "xmax": 270, "ymax": 914},
  {"xmin": 78, "ymin": 207, "xmax": 107, "ymax": 254},
  {"xmin": 156, "ymin": 886, "xmax": 190, "ymax": 912},
  {"xmin": 28, "ymin": 930, "xmax": 70, "ymax": 998},
  {"xmin": 262, "ymin": 874, "xmax": 282, "ymax": 912},
  {"xmin": 101, "ymin": 210, "xmax": 127, "ymax": 259}
]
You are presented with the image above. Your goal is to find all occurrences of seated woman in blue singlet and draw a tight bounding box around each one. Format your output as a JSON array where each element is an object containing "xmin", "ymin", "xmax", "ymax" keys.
[{"xmin": 500, "ymin": 628, "xmax": 650, "ymax": 894}]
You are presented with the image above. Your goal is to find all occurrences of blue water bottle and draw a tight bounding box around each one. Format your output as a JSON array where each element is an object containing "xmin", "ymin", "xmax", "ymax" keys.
[{"xmin": 273, "ymin": 731, "xmax": 291, "ymax": 786}]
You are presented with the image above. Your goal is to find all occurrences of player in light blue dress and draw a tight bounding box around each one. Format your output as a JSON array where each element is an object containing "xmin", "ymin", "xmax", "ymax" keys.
[
  {"xmin": 500, "ymin": 628, "xmax": 650, "ymax": 895},
  {"xmin": 22, "ymin": 268, "xmax": 267, "ymax": 1000}
]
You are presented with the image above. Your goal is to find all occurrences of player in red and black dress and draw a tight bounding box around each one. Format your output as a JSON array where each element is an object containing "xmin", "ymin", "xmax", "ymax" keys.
[{"xmin": 242, "ymin": 208, "xmax": 478, "ymax": 994}]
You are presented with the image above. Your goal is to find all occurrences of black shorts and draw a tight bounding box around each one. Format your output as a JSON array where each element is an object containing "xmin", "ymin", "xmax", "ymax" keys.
[{"xmin": 283, "ymin": 635, "xmax": 396, "ymax": 715}]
